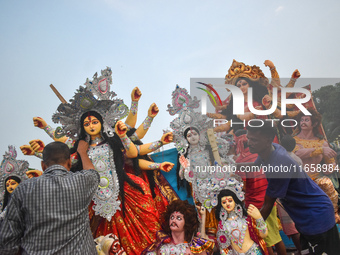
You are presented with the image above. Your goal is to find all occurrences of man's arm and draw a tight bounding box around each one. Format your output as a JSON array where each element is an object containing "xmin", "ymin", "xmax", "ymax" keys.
[
  {"xmin": 77, "ymin": 140, "xmax": 95, "ymax": 170},
  {"xmin": 260, "ymin": 195, "xmax": 276, "ymax": 221},
  {"xmin": 0, "ymin": 195, "xmax": 24, "ymax": 255}
]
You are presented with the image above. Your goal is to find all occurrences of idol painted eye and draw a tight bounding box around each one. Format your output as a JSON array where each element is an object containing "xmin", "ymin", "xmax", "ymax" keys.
[
  {"xmin": 84, "ymin": 122, "xmax": 90, "ymax": 127},
  {"xmin": 177, "ymin": 216, "xmax": 182, "ymax": 221},
  {"xmin": 170, "ymin": 215, "xmax": 175, "ymax": 220}
]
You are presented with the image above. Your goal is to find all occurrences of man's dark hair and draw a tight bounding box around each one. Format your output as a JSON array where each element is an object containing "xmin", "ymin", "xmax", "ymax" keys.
[
  {"xmin": 234, "ymin": 129, "xmax": 247, "ymax": 137},
  {"xmin": 280, "ymin": 134, "xmax": 296, "ymax": 152},
  {"xmin": 246, "ymin": 121, "xmax": 277, "ymax": 141},
  {"xmin": 43, "ymin": 142, "xmax": 71, "ymax": 167}
]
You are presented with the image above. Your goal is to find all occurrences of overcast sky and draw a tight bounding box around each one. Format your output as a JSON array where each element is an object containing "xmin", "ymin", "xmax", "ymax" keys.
[{"xmin": 1, "ymin": 0, "xmax": 339, "ymax": 169}]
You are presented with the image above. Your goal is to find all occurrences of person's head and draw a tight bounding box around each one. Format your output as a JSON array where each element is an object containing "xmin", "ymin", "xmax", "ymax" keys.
[
  {"xmin": 215, "ymin": 189, "xmax": 247, "ymax": 220},
  {"xmin": 80, "ymin": 111, "xmax": 104, "ymax": 140},
  {"xmin": 184, "ymin": 127, "xmax": 200, "ymax": 146},
  {"xmin": 41, "ymin": 142, "xmax": 71, "ymax": 171},
  {"xmin": 234, "ymin": 129, "xmax": 247, "ymax": 137},
  {"xmin": 296, "ymin": 109, "xmax": 322, "ymax": 137},
  {"xmin": 246, "ymin": 121, "xmax": 276, "ymax": 155},
  {"xmin": 5, "ymin": 176, "xmax": 21, "ymax": 194},
  {"xmin": 162, "ymin": 199, "xmax": 199, "ymax": 242},
  {"xmin": 280, "ymin": 134, "xmax": 296, "ymax": 152}
]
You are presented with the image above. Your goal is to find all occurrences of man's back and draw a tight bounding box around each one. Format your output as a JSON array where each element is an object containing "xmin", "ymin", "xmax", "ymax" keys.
[
  {"xmin": 0, "ymin": 165, "xmax": 99, "ymax": 255},
  {"xmin": 256, "ymin": 143, "xmax": 335, "ymax": 235}
]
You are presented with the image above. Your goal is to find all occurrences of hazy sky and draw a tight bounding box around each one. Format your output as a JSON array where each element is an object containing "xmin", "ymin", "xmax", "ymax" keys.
[{"xmin": 1, "ymin": 0, "xmax": 339, "ymax": 169}]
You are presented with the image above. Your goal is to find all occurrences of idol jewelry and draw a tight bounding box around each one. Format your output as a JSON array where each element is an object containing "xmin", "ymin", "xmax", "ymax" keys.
[{"xmin": 90, "ymin": 137, "xmax": 104, "ymax": 146}]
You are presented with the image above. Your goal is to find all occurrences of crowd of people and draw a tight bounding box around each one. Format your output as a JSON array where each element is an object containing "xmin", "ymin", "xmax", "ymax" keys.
[{"xmin": 0, "ymin": 61, "xmax": 339, "ymax": 255}]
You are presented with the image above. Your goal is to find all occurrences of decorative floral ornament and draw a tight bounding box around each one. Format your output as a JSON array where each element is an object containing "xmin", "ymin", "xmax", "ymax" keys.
[
  {"xmin": 52, "ymin": 67, "xmax": 129, "ymax": 139},
  {"xmin": 167, "ymin": 85, "xmax": 200, "ymax": 116},
  {"xmin": 84, "ymin": 67, "xmax": 115, "ymax": 100},
  {"xmin": 0, "ymin": 146, "xmax": 29, "ymax": 211}
]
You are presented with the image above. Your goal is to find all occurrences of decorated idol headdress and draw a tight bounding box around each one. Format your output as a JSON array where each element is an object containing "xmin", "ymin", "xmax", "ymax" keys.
[
  {"xmin": 52, "ymin": 67, "xmax": 129, "ymax": 139},
  {"xmin": 225, "ymin": 59, "xmax": 269, "ymax": 87},
  {"xmin": 0, "ymin": 146, "xmax": 29, "ymax": 210},
  {"xmin": 167, "ymin": 85, "xmax": 213, "ymax": 154},
  {"xmin": 220, "ymin": 174, "xmax": 245, "ymax": 202}
]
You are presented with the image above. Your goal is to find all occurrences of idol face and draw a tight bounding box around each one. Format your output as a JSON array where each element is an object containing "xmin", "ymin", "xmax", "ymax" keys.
[
  {"xmin": 186, "ymin": 129, "xmax": 199, "ymax": 146},
  {"xmin": 221, "ymin": 196, "xmax": 235, "ymax": 213},
  {"xmin": 169, "ymin": 211, "xmax": 185, "ymax": 232},
  {"xmin": 6, "ymin": 179, "xmax": 19, "ymax": 194},
  {"xmin": 236, "ymin": 79, "xmax": 250, "ymax": 95},
  {"xmin": 300, "ymin": 116, "xmax": 313, "ymax": 130},
  {"xmin": 83, "ymin": 116, "xmax": 102, "ymax": 139}
]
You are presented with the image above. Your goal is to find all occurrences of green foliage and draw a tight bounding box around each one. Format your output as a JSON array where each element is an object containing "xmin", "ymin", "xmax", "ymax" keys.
[{"xmin": 312, "ymin": 82, "xmax": 340, "ymax": 141}]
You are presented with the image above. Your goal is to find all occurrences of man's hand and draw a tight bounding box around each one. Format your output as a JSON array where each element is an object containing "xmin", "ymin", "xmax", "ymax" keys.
[
  {"xmin": 131, "ymin": 87, "xmax": 142, "ymax": 102},
  {"xmin": 33, "ymin": 117, "xmax": 47, "ymax": 129},
  {"xmin": 77, "ymin": 140, "xmax": 95, "ymax": 170},
  {"xmin": 77, "ymin": 140, "xmax": 89, "ymax": 155},
  {"xmin": 161, "ymin": 132, "xmax": 173, "ymax": 145},
  {"xmin": 115, "ymin": 120, "xmax": 127, "ymax": 138},
  {"xmin": 148, "ymin": 103, "xmax": 159, "ymax": 118},
  {"xmin": 160, "ymin": 162, "xmax": 174, "ymax": 172}
]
